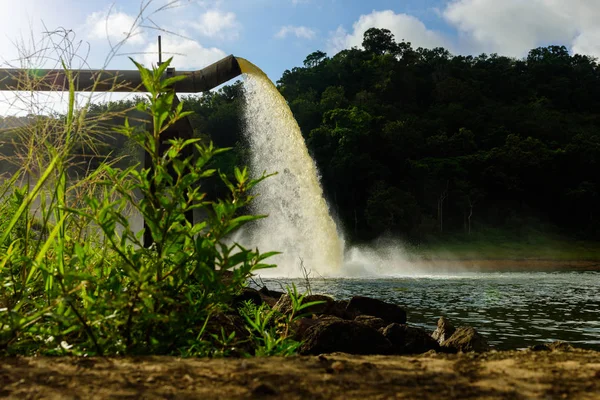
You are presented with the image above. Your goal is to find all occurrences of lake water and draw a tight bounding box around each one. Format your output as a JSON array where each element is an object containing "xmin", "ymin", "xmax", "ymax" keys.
[{"xmin": 258, "ymin": 271, "xmax": 600, "ymax": 350}]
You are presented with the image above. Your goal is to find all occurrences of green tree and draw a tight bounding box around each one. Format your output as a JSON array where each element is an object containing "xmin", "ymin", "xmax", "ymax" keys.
[{"xmin": 362, "ymin": 28, "xmax": 398, "ymax": 55}]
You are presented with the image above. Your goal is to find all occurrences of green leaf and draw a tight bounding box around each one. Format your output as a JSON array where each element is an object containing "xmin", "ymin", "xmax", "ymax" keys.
[
  {"xmin": 156, "ymin": 57, "xmax": 173, "ymax": 77},
  {"xmin": 130, "ymin": 58, "xmax": 154, "ymax": 93},
  {"xmin": 161, "ymin": 75, "xmax": 188, "ymax": 89}
]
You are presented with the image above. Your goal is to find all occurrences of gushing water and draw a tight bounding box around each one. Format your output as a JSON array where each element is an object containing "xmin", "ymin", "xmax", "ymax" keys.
[{"xmin": 236, "ymin": 58, "xmax": 343, "ymax": 276}]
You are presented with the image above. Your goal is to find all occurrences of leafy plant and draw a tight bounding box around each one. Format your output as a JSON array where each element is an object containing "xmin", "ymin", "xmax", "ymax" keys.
[
  {"xmin": 239, "ymin": 300, "xmax": 301, "ymax": 357},
  {"xmin": 238, "ymin": 283, "xmax": 325, "ymax": 356},
  {"xmin": 0, "ymin": 56, "xmax": 277, "ymax": 357}
]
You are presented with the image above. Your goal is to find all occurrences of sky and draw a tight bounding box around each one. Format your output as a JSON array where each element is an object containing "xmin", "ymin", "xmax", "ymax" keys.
[{"xmin": 1, "ymin": 0, "xmax": 600, "ymax": 109}]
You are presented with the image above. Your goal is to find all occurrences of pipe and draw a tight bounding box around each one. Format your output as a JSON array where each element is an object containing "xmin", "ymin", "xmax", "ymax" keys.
[{"xmin": 0, "ymin": 55, "xmax": 242, "ymax": 93}]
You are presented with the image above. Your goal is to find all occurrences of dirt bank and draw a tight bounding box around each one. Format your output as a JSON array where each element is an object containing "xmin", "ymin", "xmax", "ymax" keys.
[{"xmin": 2, "ymin": 349, "xmax": 599, "ymax": 399}]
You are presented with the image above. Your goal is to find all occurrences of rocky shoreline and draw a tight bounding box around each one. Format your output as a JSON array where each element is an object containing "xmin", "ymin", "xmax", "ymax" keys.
[{"xmin": 239, "ymin": 286, "xmax": 499, "ymax": 356}]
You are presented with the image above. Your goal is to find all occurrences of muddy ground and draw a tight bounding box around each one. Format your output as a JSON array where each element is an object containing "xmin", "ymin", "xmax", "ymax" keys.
[{"xmin": 2, "ymin": 349, "xmax": 600, "ymax": 399}]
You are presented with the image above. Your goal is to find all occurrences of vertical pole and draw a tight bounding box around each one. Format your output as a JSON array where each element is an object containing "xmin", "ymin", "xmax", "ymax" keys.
[
  {"xmin": 158, "ymin": 35, "xmax": 163, "ymax": 66},
  {"xmin": 143, "ymin": 36, "xmax": 194, "ymax": 248}
]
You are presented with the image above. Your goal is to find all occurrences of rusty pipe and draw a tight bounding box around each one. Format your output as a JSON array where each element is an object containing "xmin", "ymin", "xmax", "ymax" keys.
[{"xmin": 0, "ymin": 55, "xmax": 242, "ymax": 93}]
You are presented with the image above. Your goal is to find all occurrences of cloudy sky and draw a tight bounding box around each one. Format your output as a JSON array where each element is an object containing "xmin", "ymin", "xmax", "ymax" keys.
[{"xmin": 1, "ymin": 0, "xmax": 600, "ymax": 85}]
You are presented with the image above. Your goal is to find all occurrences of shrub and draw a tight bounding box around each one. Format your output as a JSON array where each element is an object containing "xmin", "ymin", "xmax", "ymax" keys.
[{"xmin": 0, "ymin": 58, "xmax": 276, "ymax": 356}]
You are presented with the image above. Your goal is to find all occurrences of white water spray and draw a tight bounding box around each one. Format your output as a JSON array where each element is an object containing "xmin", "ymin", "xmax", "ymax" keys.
[{"xmin": 237, "ymin": 58, "xmax": 344, "ymax": 276}]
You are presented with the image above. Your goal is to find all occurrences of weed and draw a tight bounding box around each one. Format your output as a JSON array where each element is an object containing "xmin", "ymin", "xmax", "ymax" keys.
[
  {"xmin": 238, "ymin": 283, "xmax": 324, "ymax": 356},
  {"xmin": 0, "ymin": 56, "xmax": 276, "ymax": 356},
  {"xmin": 239, "ymin": 300, "xmax": 301, "ymax": 357}
]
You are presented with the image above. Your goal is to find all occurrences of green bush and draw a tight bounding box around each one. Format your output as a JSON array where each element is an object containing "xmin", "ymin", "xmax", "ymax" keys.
[{"xmin": 0, "ymin": 58, "xmax": 277, "ymax": 356}]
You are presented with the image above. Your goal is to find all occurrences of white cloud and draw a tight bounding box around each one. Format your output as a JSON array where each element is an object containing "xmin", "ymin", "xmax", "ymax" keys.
[
  {"xmin": 142, "ymin": 35, "xmax": 227, "ymax": 71},
  {"xmin": 328, "ymin": 3, "xmax": 600, "ymax": 60},
  {"xmin": 328, "ymin": 10, "xmax": 447, "ymax": 54},
  {"xmin": 0, "ymin": 0, "xmax": 72, "ymax": 68},
  {"xmin": 443, "ymin": 0, "xmax": 575, "ymax": 57},
  {"xmin": 191, "ymin": 10, "xmax": 240, "ymax": 40},
  {"xmin": 572, "ymin": 29, "xmax": 600, "ymax": 59},
  {"xmin": 86, "ymin": 10, "xmax": 146, "ymax": 45},
  {"xmin": 275, "ymin": 26, "xmax": 317, "ymax": 40},
  {"xmin": 443, "ymin": 0, "xmax": 600, "ymax": 58}
]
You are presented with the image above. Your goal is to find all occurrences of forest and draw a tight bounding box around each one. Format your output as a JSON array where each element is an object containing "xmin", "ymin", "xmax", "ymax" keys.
[
  {"xmin": 180, "ymin": 28, "xmax": 600, "ymax": 247},
  {"xmin": 1, "ymin": 28, "xmax": 599, "ymax": 247}
]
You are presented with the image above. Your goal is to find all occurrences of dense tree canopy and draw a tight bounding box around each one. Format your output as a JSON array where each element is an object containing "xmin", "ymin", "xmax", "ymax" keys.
[{"xmin": 185, "ymin": 29, "xmax": 600, "ymax": 243}]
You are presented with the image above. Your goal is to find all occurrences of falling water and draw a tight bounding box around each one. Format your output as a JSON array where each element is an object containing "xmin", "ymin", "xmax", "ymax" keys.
[{"xmin": 236, "ymin": 58, "xmax": 343, "ymax": 276}]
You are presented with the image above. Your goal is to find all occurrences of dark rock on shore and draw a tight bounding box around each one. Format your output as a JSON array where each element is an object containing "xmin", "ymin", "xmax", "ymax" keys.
[
  {"xmin": 354, "ymin": 315, "xmax": 388, "ymax": 330},
  {"xmin": 346, "ymin": 296, "xmax": 407, "ymax": 324},
  {"xmin": 258, "ymin": 287, "xmax": 285, "ymax": 300},
  {"xmin": 251, "ymin": 382, "xmax": 278, "ymax": 396},
  {"xmin": 254, "ymin": 288, "xmax": 492, "ymax": 356},
  {"xmin": 325, "ymin": 300, "xmax": 356, "ymax": 320},
  {"xmin": 529, "ymin": 341, "xmax": 574, "ymax": 352},
  {"xmin": 258, "ymin": 287, "xmax": 285, "ymax": 307},
  {"xmin": 299, "ymin": 319, "xmax": 392, "ymax": 355},
  {"xmin": 441, "ymin": 326, "xmax": 490, "ymax": 353},
  {"xmin": 382, "ymin": 323, "xmax": 441, "ymax": 354},
  {"xmin": 233, "ymin": 288, "xmax": 263, "ymax": 308},
  {"xmin": 292, "ymin": 316, "xmax": 343, "ymax": 341},
  {"xmin": 205, "ymin": 313, "xmax": 251, "ymax": 355},
  {"xmin": 431, "ymin": 317, "xmax": 456, "ymax": 345},
  {"xmin": 292, "ymin": 318, "xmax": 321, "ymax": 340}
]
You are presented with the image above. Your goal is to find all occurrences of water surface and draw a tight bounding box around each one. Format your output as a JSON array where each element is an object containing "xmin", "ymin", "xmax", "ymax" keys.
[{"xmin": 259, "ymin": 271, "xmax": 600, "ymax": 350}]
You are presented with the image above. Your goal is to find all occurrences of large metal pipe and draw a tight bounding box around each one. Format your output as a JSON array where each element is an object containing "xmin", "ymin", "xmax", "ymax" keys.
[{"xmin": 0, "ymin": 55, "xmax": 242, "ymax": 93}]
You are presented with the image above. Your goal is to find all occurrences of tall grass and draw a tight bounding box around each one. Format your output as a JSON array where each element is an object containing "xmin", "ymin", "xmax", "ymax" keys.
[
  {"xmin": 0, "ymin": 5, "xmax": 301, "ymax": 357},
  {"xmin": 0, "ymin": 53, "xmax": 284, "ymax": 355}
]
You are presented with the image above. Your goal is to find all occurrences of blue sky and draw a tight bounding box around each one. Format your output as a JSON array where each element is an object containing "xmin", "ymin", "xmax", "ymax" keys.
[{"xmin": 1, "ymin": 0, "xmax": 600, "ymax": 87}]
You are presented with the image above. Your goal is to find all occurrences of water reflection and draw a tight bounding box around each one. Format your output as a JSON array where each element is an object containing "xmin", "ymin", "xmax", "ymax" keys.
[{"xmin": 259, "ymin": 271, "xmax": 600, "ymax": 350}]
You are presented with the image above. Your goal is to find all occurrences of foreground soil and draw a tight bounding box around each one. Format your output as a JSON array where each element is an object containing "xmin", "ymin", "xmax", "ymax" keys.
[{"xmin": 2, "ymin": 349, "xmax": 600, "ymax": 399}]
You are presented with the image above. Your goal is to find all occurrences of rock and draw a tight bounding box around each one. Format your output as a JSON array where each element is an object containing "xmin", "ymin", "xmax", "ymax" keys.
[
  {"xmin": 292, "ymin": 318, "xmax": 320, "ymax": 340},
  {"xmin": 259, "ymin": 295, "xmax": 278, "ymax": 308},
  {"xmin": 547, "ymin": 341, "xmax": 574, "ymax": 351},
  {"xmin": 258, "ymin": 287, "xmax": 285, "ymax": 300},
  {"xmin": 208, "ymin": 313, "xmax": 246, "ymax": 335},
  {"xmin": 346, "ymin": 296, "xmax": 407, "ymax": 324},
  {"xmin": 354, "ymin": 315, "xmax": 388, "ymax": 330},
  {"xmin": 293, "ymin": 316, "xmax": 345, "ymax": 340},
  {"xmin": 530, "ymin": 341, "xmax": 574, "ymax": 352},
  {"xmin": 257, "ymin": 287, "xmax": 285, "ymax": 308},
  {"xmin": 431, "ymin": 316, "xmax": 456, "ymax": 345},
  {"xmin": 274, "ymin": 294, "xmax": 334, "ymax": 317},
  {"xmin": 325, "ymin": 300, "xmax": 355, "ymax": 319},
  {"xmin": 382, "ymin": 323, "xmax": 441, "ymax": 354},
  {"xmin": 299, "ymin": 319, "xmax": 392, "ymax": 355},
  {"xmin": 529, "ymin": 344, "xmax": 548, "ymax": 352},
  {"xmin": 441, "ymin": 326, "xmax": 490, "ymax": 353},
  {"xmin": 204, "ymin": 313, "xmax": 250, "ymax": 354},
  {"xmin": 328, "ymin": 361, "xmax": 346, "ymax": 374},
  {"xmin": 251, "ymin": 382, "xmax": 278, "ymax": 396},
  {"xmin": 232, "ymin": 287, "xmax": 263, "ymax": 309}
]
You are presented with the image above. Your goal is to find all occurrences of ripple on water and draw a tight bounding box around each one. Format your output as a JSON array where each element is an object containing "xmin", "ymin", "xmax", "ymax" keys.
[{"xmin": 257, "ymin": 271, "xmax": 600, "ymax": 350}]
